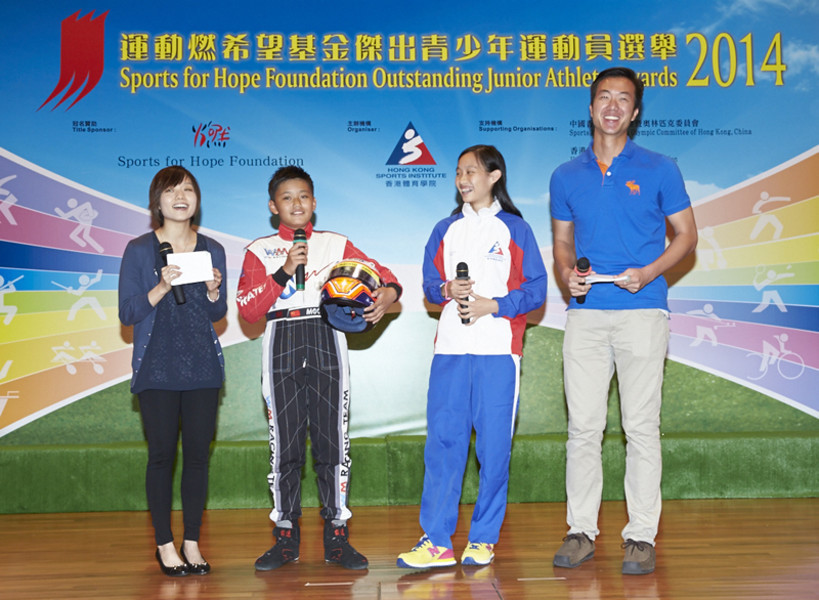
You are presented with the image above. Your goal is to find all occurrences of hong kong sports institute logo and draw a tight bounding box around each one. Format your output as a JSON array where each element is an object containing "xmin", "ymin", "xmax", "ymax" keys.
[
  {"xmin": 386, "ymin": 122, "xmax": 437, "ymax": 166},
  {"xmin": 39, "ymin": 10, "xmax": 108, "ymax": 111}
]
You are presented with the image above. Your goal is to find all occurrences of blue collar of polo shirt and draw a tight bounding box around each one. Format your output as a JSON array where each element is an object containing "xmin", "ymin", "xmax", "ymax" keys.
[{"xmin": 582, "ymin": 137, "xmax": 638, "ymax": 164}]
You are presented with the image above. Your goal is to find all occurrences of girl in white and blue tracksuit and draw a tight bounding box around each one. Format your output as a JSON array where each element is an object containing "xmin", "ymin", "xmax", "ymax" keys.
[{"xmin": 417, "ymin": 145, "xmax": 547, "ymax": 560}]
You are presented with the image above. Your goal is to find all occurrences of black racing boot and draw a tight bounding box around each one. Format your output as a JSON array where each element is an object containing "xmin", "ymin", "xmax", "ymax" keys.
[
  {"xmin": 254, "ymin": 523, "xmax": 300, "ymax": 571},
  {"xmin": 323, "ymin": 520, "xmax": 368, "ymax": 570}
]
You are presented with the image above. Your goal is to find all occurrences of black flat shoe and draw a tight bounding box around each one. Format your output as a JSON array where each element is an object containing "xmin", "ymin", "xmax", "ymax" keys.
[
  {"xmin": 155, "ymin": 549, "xmax": 189, "ymax": 577},
  {"xmin": 180, "ymin": 545, "xmax": 211, "ymax": 575}
]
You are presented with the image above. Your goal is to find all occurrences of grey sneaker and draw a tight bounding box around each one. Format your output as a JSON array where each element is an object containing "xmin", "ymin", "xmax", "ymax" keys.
[
  {"xmin": 621, "ymin": 539, "xmax": 656, "ymax": 575},
  {"xmin": 553, "ymin": 533, "xmax": 595, "ymax": 568}
]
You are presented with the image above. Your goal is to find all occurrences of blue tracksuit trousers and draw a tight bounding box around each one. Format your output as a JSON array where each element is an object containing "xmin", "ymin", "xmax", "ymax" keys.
[{"xmin": 419, "ymin": 353, "xmax": 520, "ymax": 548}]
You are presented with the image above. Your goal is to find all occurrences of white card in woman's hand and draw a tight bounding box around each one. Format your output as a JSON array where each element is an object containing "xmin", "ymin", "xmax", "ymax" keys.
[{"xmin": 168, "ymin": 251, "xmax": 214, "ymax": 285}]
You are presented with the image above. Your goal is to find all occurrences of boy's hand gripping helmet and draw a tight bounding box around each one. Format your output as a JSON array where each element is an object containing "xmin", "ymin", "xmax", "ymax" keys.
[{"xmin": 320, "ymin": 259, "xmax": 382, "ymax": 333}]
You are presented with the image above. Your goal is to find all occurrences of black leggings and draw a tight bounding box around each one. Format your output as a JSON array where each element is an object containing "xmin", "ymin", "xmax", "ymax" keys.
[{"xmin": 138, "ymin": 388, "xmax": 219, "ymax": 545}]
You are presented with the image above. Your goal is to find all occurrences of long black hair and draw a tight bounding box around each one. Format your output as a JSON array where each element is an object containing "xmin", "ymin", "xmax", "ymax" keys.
[{"xmin": 452, "ymin": 144, "xmax": 522, "ymax": 218}]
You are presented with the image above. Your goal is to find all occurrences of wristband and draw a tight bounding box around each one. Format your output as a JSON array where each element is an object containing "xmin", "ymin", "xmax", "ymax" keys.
[{"xmin": 272, "ymin": 266, "xmax": 291, "ymax": 287}]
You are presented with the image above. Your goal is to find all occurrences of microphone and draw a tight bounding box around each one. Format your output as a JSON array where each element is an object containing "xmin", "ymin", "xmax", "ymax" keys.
[
  {"xmin": 456, "ymin": 261, "xmax": 470, "ymax": 324},
  {"xmin": 574, "ymin": 257, "xmax": 590, "ymax": 305},
  {"xmin": 159, "ymin": 242, "xmax": 186, "ymax": 304},
  {"xmin": 293, "ymin": 228, "xmax": 307, "ymax": 291}
]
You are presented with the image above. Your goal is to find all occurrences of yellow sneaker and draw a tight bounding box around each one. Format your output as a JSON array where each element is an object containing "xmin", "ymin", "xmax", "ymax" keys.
[
  {"xmin": 461, "ymin": 541, "xmax": 495, "ymax": 566},
  {"xmin": 397, "ymin": 535, "xmax": 456, "ymax": 569}
]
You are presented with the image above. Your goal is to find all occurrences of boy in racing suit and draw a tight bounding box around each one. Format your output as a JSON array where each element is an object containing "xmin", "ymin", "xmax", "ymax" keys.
[{"xmin": 236, "ymin": 166, "xmax": 402, "ymax": 571}]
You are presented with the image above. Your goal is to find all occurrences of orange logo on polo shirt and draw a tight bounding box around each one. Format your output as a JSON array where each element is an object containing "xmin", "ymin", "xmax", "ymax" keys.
[{"xmin": 626, "ymin": 180, "xmax": 641, "ymax": 195}]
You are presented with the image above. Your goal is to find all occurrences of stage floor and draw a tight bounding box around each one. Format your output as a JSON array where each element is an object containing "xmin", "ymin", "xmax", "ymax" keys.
[{"xmin": 0, "ymin": 499, "xmax": 816, "ymax": 599}]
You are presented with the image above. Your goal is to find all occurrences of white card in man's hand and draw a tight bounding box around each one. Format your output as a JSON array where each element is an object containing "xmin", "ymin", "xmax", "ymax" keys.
[
  {"xmin": 585, "ymin": 274, "xmax": 629, "ymax": 284},
  {"xmin": 168, "ymin": 251, "xmax": 214, "ymax": 285}
]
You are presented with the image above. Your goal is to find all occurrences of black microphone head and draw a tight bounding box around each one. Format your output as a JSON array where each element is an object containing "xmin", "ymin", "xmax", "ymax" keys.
[
  {"xmin": 456, "ymin": 262, "xmax": 469, "ymax": 279},
  {"xmin": 576, "ymin": 257, "xmax": 590, "ymax": 273},
  {"xmin": 293, "ymin": 228, "xmax": 307, "ymax": 243},
  {"xmin": 158, "ymin": 241, "xmax": 173, "ymax": 257}
]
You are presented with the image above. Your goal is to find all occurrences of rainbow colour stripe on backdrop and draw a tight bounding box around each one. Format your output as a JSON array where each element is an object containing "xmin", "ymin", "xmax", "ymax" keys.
[
  {"xmin": 534, "ymin": 146, "xmax": 818, "ymax": 418},
  {"xmin": 0, "ymin": 145, "xmax": 817, "ymax": 435},
  {"xmin": 667, "ymin": 146, "xmax": 818, "ymax": 417},
  {"xmin": 0, "ymin": 148, "xmax": 248, "ymax": 435}
]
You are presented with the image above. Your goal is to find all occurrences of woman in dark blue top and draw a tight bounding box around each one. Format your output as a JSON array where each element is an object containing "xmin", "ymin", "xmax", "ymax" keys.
[{"xmin": 118, "ymin": 166, "xmax": 227, "ymax": 577}]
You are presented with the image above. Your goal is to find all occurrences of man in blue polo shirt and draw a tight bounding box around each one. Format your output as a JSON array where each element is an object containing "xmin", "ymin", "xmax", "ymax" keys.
[{"xmin": 549, "ymin": 67, "xmax": 698, "ymax": 575}]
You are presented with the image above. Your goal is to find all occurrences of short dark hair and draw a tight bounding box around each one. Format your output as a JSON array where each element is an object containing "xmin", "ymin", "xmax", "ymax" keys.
[
  {"xmin": 268, "ymin": 166, "xmax": 314, "ymax": 200},
  {"xmin": 590, "ymin": 66, "xmax": 644, "ymax": 114},
  {"xmin": 148, "ymin": 166, "xmax": 200, "ymax": 227}
]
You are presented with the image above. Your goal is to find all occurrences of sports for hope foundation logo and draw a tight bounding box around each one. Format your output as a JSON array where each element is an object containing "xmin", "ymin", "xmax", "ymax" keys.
[{"xmin": 39, "ymin": 10, "xmax": 108, "ymax": 111}]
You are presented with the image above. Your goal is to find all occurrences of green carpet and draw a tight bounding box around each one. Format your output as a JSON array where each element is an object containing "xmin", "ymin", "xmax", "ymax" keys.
[{"xmin": 1, "ymin": 433, "xmax": 815, "ymax": 514}]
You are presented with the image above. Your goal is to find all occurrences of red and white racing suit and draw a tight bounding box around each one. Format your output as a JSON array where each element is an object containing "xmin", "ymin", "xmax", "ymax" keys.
[{"xmin": 236, "ymin": 222, "xmax": 401, "ymax": 523}]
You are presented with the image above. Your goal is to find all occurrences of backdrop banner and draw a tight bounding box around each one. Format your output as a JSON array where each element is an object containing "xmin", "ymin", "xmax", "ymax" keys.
[{"xmin": 1, "ymin": 1, "xmax": 816, "ymax": 437}]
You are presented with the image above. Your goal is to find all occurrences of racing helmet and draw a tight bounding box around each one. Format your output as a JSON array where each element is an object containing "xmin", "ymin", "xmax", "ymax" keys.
[{"xmin": 320, "ymin": 259, "xmax": 382, "ymax": 333}]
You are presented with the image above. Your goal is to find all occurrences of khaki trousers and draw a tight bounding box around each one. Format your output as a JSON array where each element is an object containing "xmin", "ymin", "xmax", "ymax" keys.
[{"xmin": 563, "ymin": 308, "xmax": 669, "ymax": 544}]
